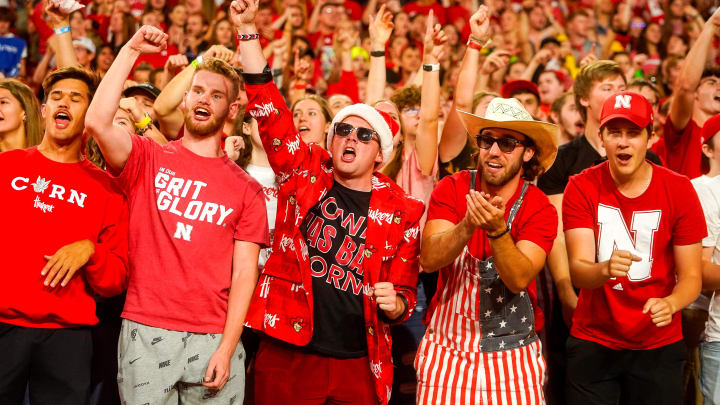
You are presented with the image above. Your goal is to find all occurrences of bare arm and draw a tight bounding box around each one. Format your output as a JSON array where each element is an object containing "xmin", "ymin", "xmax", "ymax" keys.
[
  {"xmin": 702, "ymin": 246, "xmax": 720, "ymax": 290},
  {"xmin": 546, "ymin": 193, "xmax": 577, "ymax": 322},
  {"xmin": 365, "ymin": 5, "xmax": 393, "ymax": 105},
  {"xmin": 45, "ymin": 2, "xmax": 79, "ymax": 68},
  {"xmin": 307, "ymin": 0, "xmax": 324, "ymax": 33},
  {"xmin": 417, "ymin": 14, "xmax": 446, "ymax": 176},
  {"xmin": 86, "ymin": 26, "xmax": 168, "ymax": 172},
  {"xmin": 202, "ymin": 240, "xmax": 260, "ymax": 391},
  {"xmin": 438, "ymin": 5, "xmax": 493, "ymax": 163},
  {"xmin": 420, "ymin": 218, "xmax": 476, "ymax": 272},
  {"xmin": 670, "ymin": 8, "xmax": 720, "ymax": 130},
  {"xmin": 361, "ymin": 0, "xmax": 378, "ymax": 26},
  {"xmin": 656, "ymin": 244, "xmax": 702, "ymax": 318},
  {"xmin": 33, "ymin": 47, "xmax": 54, "ymax": 85}
]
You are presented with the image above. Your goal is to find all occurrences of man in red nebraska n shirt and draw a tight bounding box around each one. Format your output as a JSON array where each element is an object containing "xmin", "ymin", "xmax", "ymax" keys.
[
  {"xmin": 0, "ymin": 67, "xmax": 129, "ymax": 404},
  {"xmin": 664, "ymin": 8, "xmax": 720, "ymax": 179},
  {"xmin": 86, "ymin": 26, "xmax": 269, "ymax": 404},
  {"xmin": 563, "ymin": 91, "xmax": 704, "ymax": 404}
]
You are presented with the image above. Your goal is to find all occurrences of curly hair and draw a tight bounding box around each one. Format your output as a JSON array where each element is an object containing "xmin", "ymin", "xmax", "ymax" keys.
[{"xmin": 390, "ymin": 86, "xmax": 421, "ymax": 111}]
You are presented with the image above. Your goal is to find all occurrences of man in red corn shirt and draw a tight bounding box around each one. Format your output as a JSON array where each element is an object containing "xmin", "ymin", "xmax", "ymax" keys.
[
  {"xmin": 0, "ymin": 66, "xmax": 130, "ymax": 405},
  {"xmin": 563, "ymin": 91, "xmax": 705, "ymax": 404}
]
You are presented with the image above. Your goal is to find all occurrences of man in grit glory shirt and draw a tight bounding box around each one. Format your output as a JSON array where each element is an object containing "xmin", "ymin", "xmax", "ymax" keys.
[
  {"xmin": 0, "ymin": 67, "xmax": 129, "ymax": 404},
  {"xmin": 563, "ymin": 91, "xmax": 705, "ymax": 404},
  {"xmin": 417, "ymin": 97, "xmax": 559, "ymax": 404},
  {"xmin": 231, "ymin": 1, "xmax": 424, "ymax": 404},
  {"xmin": 85, "ymin": 25, "xmax": 269, "ymax": 403}
]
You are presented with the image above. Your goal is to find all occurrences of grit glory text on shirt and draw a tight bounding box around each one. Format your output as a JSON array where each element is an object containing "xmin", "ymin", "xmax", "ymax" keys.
[{"xmin": 154, "ymin": 166, "xmax": 235, "ymax": 239}]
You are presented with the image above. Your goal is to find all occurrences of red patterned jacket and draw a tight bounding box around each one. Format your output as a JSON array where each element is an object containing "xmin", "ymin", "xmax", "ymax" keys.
[{"xmin": 243, "ymin": 78, "xmax": 424, "ymax": 404}]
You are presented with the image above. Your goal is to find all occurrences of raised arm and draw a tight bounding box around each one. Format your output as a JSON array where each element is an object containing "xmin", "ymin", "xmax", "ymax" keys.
[
  {"xmin": 307, "ymin": 0, "xmax": 324, "ymax": 33},
  {"xmin": 232, "ymin": 0, "xmax": 316, "ymax": 175},
  {"xmin": 670, "ymin": 7, "xmax": 720, "ymax": 130},
  {"xmin": 44, "ymin": 0, "xmax": 79, "ymax": 68},
  {"xmin": 365, "ymin": 5, "xmax": 394, "ymax": 105},
  {"xmin": 85, "ymin": 26, "xmax": 168, "ymax": 172},
  {"xmin": 417, "ymin": 13, "xmax": 446, "ymax": 175},
  {"xmin": 153, "ymin": 54, "xmax": 191, "ymax": 137},
  {"xmin": 438, "ymin": 6, "xmax": 498, "ymax": 163}
]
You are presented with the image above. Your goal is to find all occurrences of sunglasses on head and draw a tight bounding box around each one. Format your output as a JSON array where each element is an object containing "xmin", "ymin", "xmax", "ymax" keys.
[
  {"xmin": 475, "ymin": 134, "xmax": 525, "ymax": 153},
  {"xmin": 334, "ymin": 122, "xmax": 378, "ymax": 143}
]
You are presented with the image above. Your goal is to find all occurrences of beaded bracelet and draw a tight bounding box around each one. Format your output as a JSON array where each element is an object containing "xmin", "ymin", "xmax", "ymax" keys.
[
  {"xmin": 237, "ymin": 33, "xmax": 261, "ymax": 41},
  {"xmin": 53, "ymin": 26, "xmax": 71, "ymax": 35}
]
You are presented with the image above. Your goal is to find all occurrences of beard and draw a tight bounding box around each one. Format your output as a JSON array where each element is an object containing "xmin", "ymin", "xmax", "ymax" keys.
[
  {"xmin": 482, "ymin": 156, "xmax": 524, "ymax": 186},
  {"xmin": 184, "ymin": 110, "xmax": 227, "ymax": 137}
]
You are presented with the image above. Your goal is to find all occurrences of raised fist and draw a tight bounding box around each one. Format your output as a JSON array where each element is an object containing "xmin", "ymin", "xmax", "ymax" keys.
[
  {"xmin": 229, "ymin": 0, "xmax": 259, "ymax": 28},
  {"xmin": 127, "ymin": 25, "xmax": 168, "ymax": 55},
  {"xmin": 205, "ymin": 45, "xmax": 234, "ymax": 62},
  {"xmin": 469, "ymin": 5, "xmax": 491, "ymax": 41}
]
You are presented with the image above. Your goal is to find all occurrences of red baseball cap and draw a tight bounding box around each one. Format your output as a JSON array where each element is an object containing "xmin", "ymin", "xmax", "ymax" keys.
[
  {"xmin": 702, "ymin": 114, "xmax": 720, "ymax": 144},
  {"xmin": 500, "ymin": 80, "xmax": 540, "ymax": 100},
  {"xmin": 599, "ymin": 91, "xmax": 654, "ymax": 130}
]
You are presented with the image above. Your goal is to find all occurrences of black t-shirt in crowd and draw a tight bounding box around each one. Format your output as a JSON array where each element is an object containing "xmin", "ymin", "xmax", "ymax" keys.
[
  {"xmin": 537, "ymin": 134, "xmax": 663, "ymax": 195},
  {"xmin": 301, "ymin": 181, "xmax": 371, "ymax": 358}
]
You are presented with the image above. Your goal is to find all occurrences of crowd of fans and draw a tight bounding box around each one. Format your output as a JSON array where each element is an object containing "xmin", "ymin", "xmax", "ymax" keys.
[{"xmin": 1, "ymin": 0, "xmax": 720, "ymax": 404}]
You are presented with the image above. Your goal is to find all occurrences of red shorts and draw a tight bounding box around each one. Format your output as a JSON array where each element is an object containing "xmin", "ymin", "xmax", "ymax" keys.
[{"xmin": 253, "ymin": 338, "xmax": 377, "ymax": 405}]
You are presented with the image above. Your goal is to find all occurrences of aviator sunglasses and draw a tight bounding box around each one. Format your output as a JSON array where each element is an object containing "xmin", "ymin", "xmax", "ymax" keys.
[
  {"xmin": 334, "ymin": 122, "xmax": 379, "ymax": 143},
  {"xmin": 475, "ymin": 134, "xmax": 526, "ymax": 153}
]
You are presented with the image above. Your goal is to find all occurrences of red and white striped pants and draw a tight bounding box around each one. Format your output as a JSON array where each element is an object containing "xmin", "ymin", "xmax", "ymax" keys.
[{"xmin": 415, "ymin": 338, "xmax": 546, "ymax": 405}]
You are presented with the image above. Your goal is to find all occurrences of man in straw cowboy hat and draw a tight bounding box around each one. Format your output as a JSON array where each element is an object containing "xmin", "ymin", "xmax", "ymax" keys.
[
  {"xmin": 563, "ymin": 91, "xmax": 704, "ymax": 404},
  {"xmin": 416, "ymin": 97, "xmax": 560, "ymax": 403}
]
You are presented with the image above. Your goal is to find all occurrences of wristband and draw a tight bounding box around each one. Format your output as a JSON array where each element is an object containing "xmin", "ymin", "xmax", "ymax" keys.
[
  {"xmin": 487, "ymin": 227, "xmax": 509, "ymax": 239},
  {"xmin": 293, "ymin": 82, "xmax": 307, "ymax": 90},
  {"xmin": 53, "ymin": 26, "xmax": 70, "ymax": 35},
  {"xmin": 191, "ymin": 54, "xmax": 203, "ymax": 68},
  {"xmin": 467, "ymin": 39, "xmax": 484, "ymax": 52},
  {"xmin": 237, "ymin": 33, "xmax": 261, "ymax": 41},
  {"xmin": 423, "ymin": 63, "xmax": 440, "ymax": 72},
  {"xmin": 370, "ymin": 50, "xmax": 386, "ymax": 57},
  {"xmin": 134, "ymin": 113, "xmax": 152, "ymax": 129}
]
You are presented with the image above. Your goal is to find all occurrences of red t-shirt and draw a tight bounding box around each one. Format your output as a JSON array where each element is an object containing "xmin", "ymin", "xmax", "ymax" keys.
[
  {"xmin": 403, "ymin": 1, "xmax": 447, "ymax": 25},
  {"xmin": 113, "ymin": 136, "xmax": 269, "ymax": 333},
  {"xmin": 426, "ymin": 170, "xmax": 558, "ymax": 330},
  {"xmin": 664, "ymin": 116, "xmax": 705, "ymax": 179},
  {"xmin": 0, "ymin": 148, "xmax": 129, "ymax": 328},
  {"xmin": 563, "ymin": 162, "xmax": 706, "ymax": 350}
]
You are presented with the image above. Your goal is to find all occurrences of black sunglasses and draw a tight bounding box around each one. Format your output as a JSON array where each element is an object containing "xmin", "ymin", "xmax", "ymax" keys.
[
  {"xmin": 334, "ymin": 122, "xmax": 378, "ymax": 143},
  {"xmin": 475, "ymin": 134, "xmax": 525, "ymax": 153}
]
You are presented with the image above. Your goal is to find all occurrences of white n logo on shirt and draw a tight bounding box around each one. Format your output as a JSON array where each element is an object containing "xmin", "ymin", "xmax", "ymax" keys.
[
  {"xmin": 597, "ymin": 204, "xmax": 661, "ymax": 281},
  {"xmin": 174, "ymin": 221, "xmax": 194, "ymax": 241},
  {"xmin": 614, "ymin": 94, "xmax": 632, "ymax": 109}
]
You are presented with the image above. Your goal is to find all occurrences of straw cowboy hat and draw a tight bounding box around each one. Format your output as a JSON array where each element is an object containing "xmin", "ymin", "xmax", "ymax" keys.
[{"xmin": 457, "ymin": 97, "xmax": 560, "ymax": 172}]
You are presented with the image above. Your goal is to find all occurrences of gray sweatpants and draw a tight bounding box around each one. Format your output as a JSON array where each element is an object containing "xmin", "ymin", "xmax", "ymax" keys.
[{"xmin": 117, "ymin": 319, "xmax": 245, "ymax": 405}]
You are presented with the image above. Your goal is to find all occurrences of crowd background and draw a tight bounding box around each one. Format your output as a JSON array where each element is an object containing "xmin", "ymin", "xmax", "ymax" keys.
[{"xmin": 1, "ymin": 0, "xmax": 720, "ymax": 404}]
